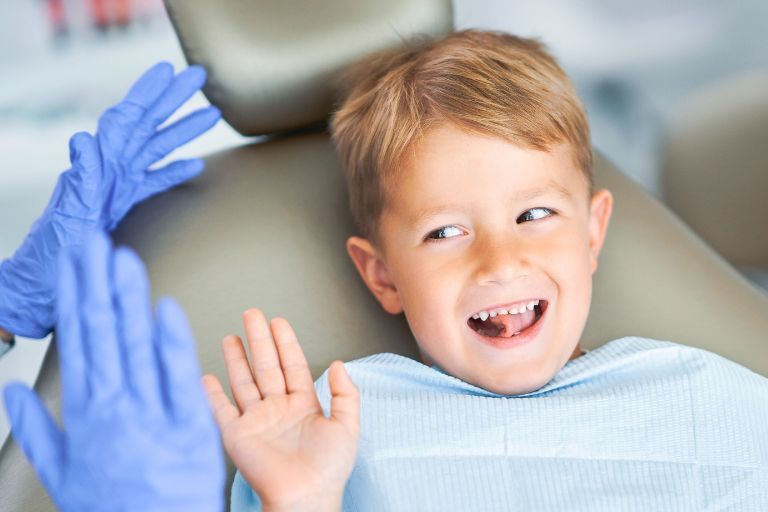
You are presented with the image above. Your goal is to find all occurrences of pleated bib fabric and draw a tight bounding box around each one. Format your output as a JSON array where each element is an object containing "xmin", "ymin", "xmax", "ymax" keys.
[{"xmin": 231, "ymin": 337, "xmax": 768, "ymax": 511}]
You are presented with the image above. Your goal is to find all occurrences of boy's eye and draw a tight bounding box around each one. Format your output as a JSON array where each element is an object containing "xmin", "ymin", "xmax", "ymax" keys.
[
  {"xmin": 517, "ymin": 207, "xmax": 555, "ymax": 223},
  {"xmin": 425, "ymin": 208, "xmax": 555, "ymax": 241},
  {"xmin": 425, "ymin": 225, "xmax": 463, "ymax": 241}
]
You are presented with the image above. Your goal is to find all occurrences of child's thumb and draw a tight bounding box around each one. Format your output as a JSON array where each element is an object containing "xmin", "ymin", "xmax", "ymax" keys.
[{"xmin": 328, "ymin": 361, "xmax": 359, "ymax": 436}]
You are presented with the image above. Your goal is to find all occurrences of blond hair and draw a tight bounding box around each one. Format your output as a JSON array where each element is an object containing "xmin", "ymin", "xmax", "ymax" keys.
[{"xmin": 329, "ymin": 29, "xmax": 592, "ymax": 247}]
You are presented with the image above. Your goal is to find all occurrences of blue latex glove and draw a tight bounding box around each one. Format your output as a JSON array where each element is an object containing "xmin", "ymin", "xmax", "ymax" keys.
[
  {"xmin": 3, "ymin": 230, "xmax": 225, "ymax": 511},
  {"xmin": 0, "ymin": 62, "xmax": 221, "ymax": 339}
]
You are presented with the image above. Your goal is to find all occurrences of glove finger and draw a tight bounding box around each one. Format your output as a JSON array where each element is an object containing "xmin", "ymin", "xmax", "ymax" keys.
[
  {"xmin": 77, "ymin": 231, "xmax": 124, "ymax": 404},
  {"xmin": 123, "ymin": 61, "xmax": 175, "ymax": 107},
  {"xmin": 57, "ymin": 132, "xmax": 101, "ymax": 221},
  {"xmin": 97, "ymin": 62, "xmax": 174, "ymax": 156},
  {"xmin": 134, "ymin": 158, "xmax": 205, "ymax": 204},
  {"xmin": 129, "ymin": 106, "xmax": 220, "ymax": 174},
  {"xmin": 3, "ymin": 383, "xmax": 65, "ymax": 492},
  {"xmin": 154, "ymin": 298, "xmax": 206, "ymax": 422},
  {"xmin": 112, "ymin": 246, "xmax": 162, "ymax": 416},
  {"xmin": 122, "ymin": 66, "xmax": 208, "ymax": 162},
  {"xmin": 68, "ymin": 131, "xmax": 99, "ymax": 168},
  {"xmin": 56, "ymin": 248, "xmax": 88, "ymax": 410}
]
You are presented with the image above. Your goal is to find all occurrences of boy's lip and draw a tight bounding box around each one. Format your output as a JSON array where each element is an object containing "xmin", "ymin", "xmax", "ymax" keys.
[{"xmin": 466, "ymin": 298, "xmax": 549, "ymax": 320}]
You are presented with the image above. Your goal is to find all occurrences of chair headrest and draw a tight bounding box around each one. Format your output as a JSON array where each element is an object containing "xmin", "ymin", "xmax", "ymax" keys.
[{"xmin": 164, "ymin": 0, "xmax": 454, "ymax": 136}]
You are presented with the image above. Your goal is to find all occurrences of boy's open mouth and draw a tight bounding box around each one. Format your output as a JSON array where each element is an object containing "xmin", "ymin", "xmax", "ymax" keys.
[{"xmin": 467, "ymin": 300, "xmax": 547, "ymax": 338}]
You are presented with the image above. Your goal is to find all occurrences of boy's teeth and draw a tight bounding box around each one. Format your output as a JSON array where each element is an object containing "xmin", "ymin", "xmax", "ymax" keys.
[{"xmin": 473, "ymin": 300, "xmax": 540, "ymax": 321}]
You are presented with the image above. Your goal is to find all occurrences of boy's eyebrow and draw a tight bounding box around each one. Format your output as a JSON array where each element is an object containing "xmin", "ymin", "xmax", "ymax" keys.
[
  {"xmin": 513, "ymin": 181, "xmax": 572, "ymax": 202},
  {"xmin": 410, "ymin": 181, "xmax": 573, "ymax": 226}
]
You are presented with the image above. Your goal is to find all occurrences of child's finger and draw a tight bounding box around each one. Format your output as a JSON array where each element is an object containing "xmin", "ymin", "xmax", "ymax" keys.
[
  {"xmin": 270, "ymin": 318, "xmax": 316, "ymax": 395},
  {"xmin": 222, "ymin": 335, "xmax": 262, "ymax": 411},
  {"xmin": 201, "ymin": 374, "xmax": 239, "ymax": 433},
  {"xmin": 328, "ymin": 361, "xmax": 360, "ymax": 438},
  {"xmin": 243, "ymin": 309, "xmax": 286, "ymax": 398}
]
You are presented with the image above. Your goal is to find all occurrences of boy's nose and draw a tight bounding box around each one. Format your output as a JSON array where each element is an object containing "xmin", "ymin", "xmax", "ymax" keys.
[{"xmin": 473, "ymin": 237, "xmax": 531, "ymax": 286}]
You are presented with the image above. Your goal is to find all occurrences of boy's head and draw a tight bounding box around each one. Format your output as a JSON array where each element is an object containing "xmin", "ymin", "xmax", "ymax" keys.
[{"xmin": 330, "ymin": 29, "xmax": 613, "ymax": 395}]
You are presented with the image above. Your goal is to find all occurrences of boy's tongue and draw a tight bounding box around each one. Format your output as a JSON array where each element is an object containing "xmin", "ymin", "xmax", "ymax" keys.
[{"xmin": 477, "ymin": 308, "xmax": 537, "ymax": 338}]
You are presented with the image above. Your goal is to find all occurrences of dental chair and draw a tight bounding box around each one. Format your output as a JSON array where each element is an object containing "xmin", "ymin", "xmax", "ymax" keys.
[
  {"xmin": 662, "ymin": 72, "xmax": 768, "ymax": 293},
  {"xmin": 2, "ymin": 1, "xmax": 767, "ymax": 510}
]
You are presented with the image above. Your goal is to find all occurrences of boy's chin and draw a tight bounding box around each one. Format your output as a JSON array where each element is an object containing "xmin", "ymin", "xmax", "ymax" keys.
[
  {"xmin": 468, "ymin": 368, "xmax": 556, "ymax": 396},
  {"xmin": 482, "ymin": 380, "xmax": 545, "ymax": 396}
]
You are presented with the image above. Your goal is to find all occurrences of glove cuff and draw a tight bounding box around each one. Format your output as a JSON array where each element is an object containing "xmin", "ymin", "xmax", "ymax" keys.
[{"xmin": 0, "ymin": 258, "xmax": 54, "ymax": 339}]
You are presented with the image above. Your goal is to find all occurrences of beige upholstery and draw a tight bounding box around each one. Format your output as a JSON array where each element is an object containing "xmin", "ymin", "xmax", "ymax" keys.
[
  {"xmin": 586, "ymin": 151, "xmax": 768, "ymax": 362},
  {"xmin": 165, "ymin": 0, "xmax": 454, "ymax": 136},
  {"xmin": 2, "ymin": 1, "xmax": 767, "ymax": 511},
  {"xmin": 662, "ymin": 72, "xmax": 768, "ymax": 269}
]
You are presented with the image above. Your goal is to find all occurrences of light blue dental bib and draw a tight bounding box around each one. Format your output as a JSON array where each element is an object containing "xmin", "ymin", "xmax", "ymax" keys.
[{"xmin": 231, "ymin": 337, "xmax": 768, "ymax": 511}]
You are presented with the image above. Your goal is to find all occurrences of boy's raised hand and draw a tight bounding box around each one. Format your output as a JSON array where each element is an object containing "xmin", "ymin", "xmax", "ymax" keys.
[
  {"xmin": 3, "ymin": 231, "xmax": 225, "ymax": 511},
  {"xmin": 203, "ymin": 309, "xmax": 360, "ymax": 511}
]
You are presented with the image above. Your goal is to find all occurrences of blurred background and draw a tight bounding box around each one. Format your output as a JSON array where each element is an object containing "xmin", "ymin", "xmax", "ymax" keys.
[{"xmin": 1, "ymin": 0, "xmax": 767, "ymax": 438}]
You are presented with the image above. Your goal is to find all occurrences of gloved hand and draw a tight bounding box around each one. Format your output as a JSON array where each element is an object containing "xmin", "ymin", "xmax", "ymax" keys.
[
  {"xmin": 0, "ymin": 61, "xmax": 220, "ymax": 338},
  {"xmin": 3, "ymin": 230, "xmax": 225, "ymax": 511}
]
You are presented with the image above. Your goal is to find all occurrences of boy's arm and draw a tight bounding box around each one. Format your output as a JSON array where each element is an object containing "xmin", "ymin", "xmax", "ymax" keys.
[{"xmin": 203, "ymin": 309, "xmax": 359, "ymax": 511}]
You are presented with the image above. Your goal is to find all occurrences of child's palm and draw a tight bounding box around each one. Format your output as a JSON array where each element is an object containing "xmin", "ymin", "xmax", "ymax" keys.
[
  {"xmin": 229, "ymin": 389, "xmax": 357, "ymax": 502},
  {"xmin": 203, "ymin": 309, "xmax": 359, "ymax": 509}
]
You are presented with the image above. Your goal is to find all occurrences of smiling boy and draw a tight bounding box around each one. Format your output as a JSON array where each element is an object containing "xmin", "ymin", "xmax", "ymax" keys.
[
  {"xmin": 333, "ymin": 29, "xmax": 611, "ymax": 396},
  {"xmin": 204, "ymin": 29, "xmax": 768, "ymax": 511},
  {"xmin": 344, "ymin": 129, "xmax": 610, "ymax": 396}
]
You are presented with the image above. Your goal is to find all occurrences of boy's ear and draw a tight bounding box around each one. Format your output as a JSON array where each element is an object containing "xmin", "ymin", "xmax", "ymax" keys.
[
  {"xmin": 346, "ymin": 236, "xmax": 403, "ymax": 315},
  {"xmin": 588, "ymin": 188, "xmax": 614, "ymax": 274}
]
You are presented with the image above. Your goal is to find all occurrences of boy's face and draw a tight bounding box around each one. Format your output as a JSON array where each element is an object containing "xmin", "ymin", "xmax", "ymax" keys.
[{"xmin": 346, "ymin": 124, "xmax": 613, "ymax": 396}]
